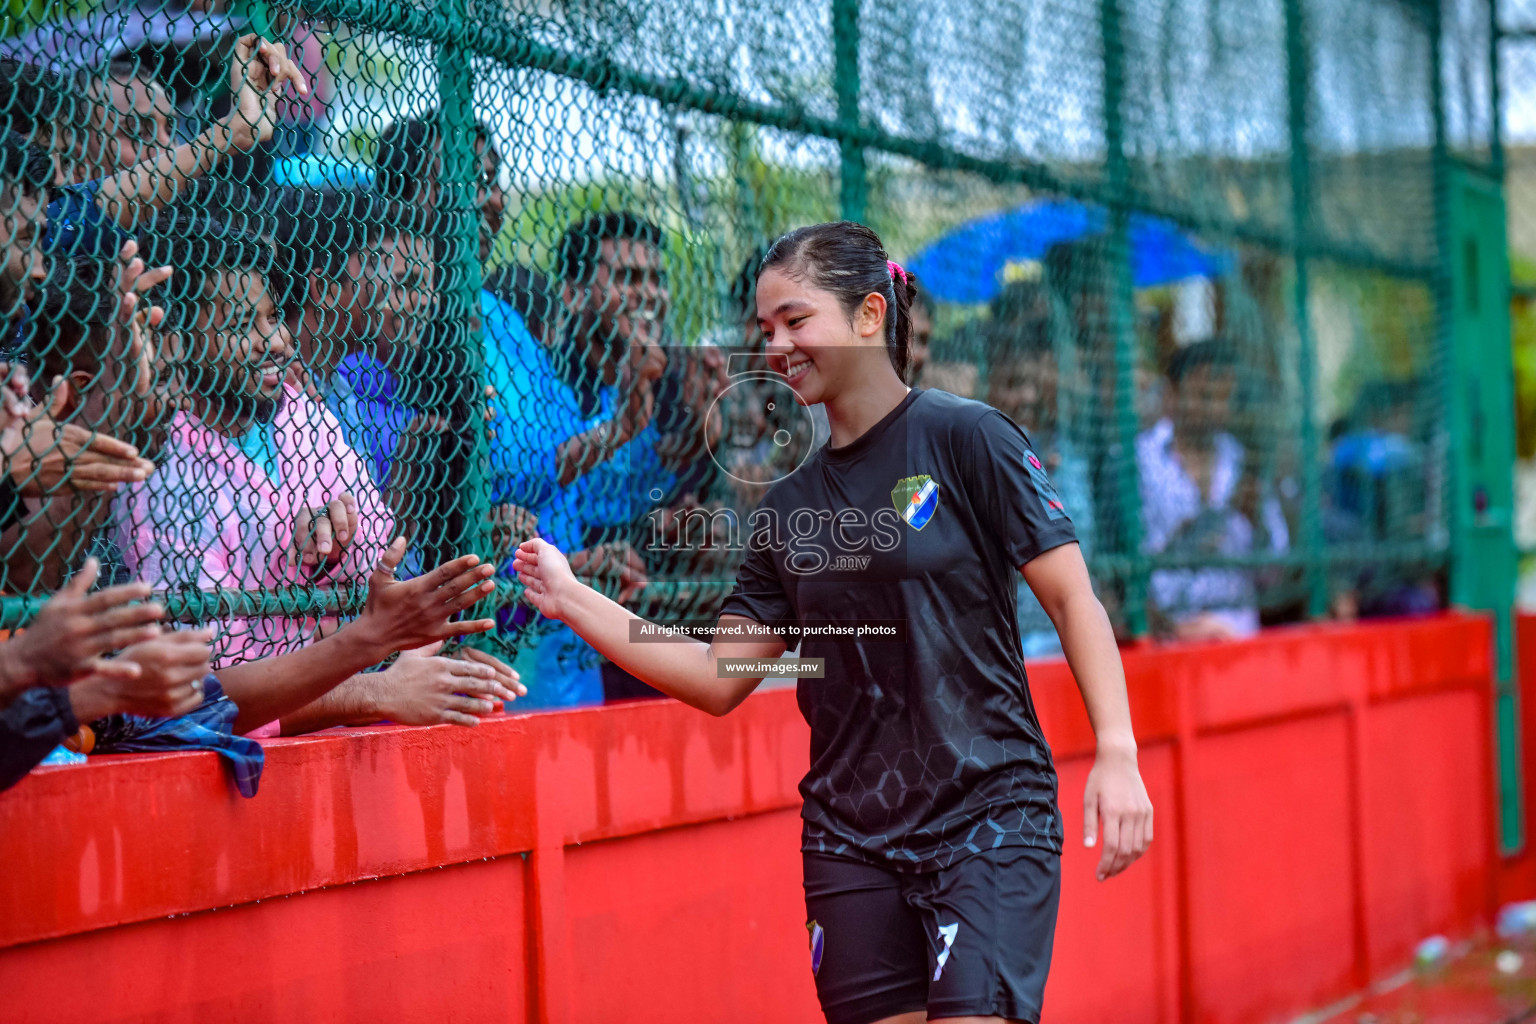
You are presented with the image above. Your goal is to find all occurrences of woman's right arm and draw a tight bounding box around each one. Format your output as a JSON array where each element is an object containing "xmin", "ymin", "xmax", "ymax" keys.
[{"xmin": 514, "ymin": 539, "xmax": 785, "ymax": 716}]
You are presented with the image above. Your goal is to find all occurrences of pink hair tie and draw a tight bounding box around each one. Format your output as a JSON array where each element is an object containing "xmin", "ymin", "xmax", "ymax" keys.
[{"xmin": 887, "ymin": 260, "xmax": 908, "ymax": 285}]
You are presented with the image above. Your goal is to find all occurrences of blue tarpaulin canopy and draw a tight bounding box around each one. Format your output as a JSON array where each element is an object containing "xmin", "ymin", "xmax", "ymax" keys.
[
  {"xmin": 0, "ymin": 6, "xmax": 246, "ymax": 74},
  {"xmin": 907, "ymin": 198, "xmax": 1233, "ymax": 305}
]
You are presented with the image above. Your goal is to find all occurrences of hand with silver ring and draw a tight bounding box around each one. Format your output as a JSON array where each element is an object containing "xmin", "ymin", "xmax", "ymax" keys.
[
  {"xmin": 65, "ymin": 628, "xmax": 215, "ymax": 720},
  {"xmin": 293, "ymin": 492, "xmax": 359, "ymax": 573}
]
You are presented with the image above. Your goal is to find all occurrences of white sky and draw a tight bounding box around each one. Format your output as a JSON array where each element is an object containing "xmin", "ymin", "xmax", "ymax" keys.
[{"xmin": 317, "ymin": 0, "xmax": 1464, "ymax": 190}]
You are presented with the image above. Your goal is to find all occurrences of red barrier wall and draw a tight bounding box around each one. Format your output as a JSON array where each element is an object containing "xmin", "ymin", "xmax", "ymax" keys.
[{"xmin": 0, "ymin": 614, "xmax": 1496, "ymax": 1024}]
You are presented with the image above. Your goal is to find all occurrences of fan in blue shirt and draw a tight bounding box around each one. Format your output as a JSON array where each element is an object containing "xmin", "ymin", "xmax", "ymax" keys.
[{"xmin": 483, "ymin": 215, "xmax": 680, "ymax": 708}]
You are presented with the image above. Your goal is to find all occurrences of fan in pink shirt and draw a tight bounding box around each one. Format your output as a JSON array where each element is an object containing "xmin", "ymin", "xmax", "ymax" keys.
[
  {"xmin": 112, "ymin": 215, "xmax": 525, "ymax": 736},
  {"xmin": 112, "ymin": 383, "xmax": 394, "ymax": 680}
]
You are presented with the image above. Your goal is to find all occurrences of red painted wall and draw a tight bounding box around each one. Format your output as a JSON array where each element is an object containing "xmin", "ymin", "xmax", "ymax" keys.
[{"xmin": 0, "ymin": 614, "xmax": 1496, "ymax": 1024}]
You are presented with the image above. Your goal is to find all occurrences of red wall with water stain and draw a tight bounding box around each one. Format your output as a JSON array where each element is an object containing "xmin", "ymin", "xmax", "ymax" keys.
[{"xmin": 0, "ymin": 614, "xmax": 1497, "ymax": 1024}]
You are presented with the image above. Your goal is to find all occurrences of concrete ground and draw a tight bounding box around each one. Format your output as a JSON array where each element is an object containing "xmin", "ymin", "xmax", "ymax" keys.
[{"xmin": 1294, "ymin": 940, "xmax": 1536, "ymax": 1024}]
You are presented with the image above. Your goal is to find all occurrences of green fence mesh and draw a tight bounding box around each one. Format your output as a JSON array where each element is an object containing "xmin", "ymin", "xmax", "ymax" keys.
[
  {"xmin": 1503, "ymin": 0, "xmax": 1536, "ymax": 586},
  {"xmin": 0, "ymin": 0, "xmax": 1495, "ymax": 705}
]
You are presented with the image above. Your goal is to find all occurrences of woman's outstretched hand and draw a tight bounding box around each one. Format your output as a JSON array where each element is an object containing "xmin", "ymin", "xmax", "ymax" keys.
[{"xmin": 512, "ymin": 538, "xmax": 579, "ymax": 622}]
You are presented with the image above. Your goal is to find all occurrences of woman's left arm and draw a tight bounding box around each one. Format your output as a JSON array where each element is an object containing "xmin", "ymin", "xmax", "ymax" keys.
[{"xmin": 1023, "ymin": 542, "xmax": 1154, "ymax": 881}]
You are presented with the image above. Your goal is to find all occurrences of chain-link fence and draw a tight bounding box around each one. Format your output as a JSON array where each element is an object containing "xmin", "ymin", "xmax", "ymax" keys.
[
  {"xmin": 1500, "ymin": 1, "xmax": 1536, "ymax": 604},
  {"xmin": 0, "ymin": 0, "xmax": 1489, "ymax": 708}
]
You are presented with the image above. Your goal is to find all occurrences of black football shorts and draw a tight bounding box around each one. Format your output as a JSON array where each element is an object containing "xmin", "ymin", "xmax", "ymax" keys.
[{"xmin": 802, "ymin": 845, "xmax": 1061, "ymax": 1024}]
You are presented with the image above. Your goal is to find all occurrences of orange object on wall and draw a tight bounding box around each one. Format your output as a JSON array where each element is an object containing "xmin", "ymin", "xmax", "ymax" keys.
[{"xmin": 0, "ymin": 614, "xmax": 1497, "ymax": 1024}]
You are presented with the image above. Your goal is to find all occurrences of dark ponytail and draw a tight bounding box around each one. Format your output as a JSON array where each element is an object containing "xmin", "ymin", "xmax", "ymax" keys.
[{"xmin": 758, "ymin": 221, "xmax": 917, "ymax": 381}]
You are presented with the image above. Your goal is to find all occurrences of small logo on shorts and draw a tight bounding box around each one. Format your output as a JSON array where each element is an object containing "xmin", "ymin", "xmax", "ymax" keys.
[
  {"xmin": 807, "ymin": 920, "xmax": 825, "ymax": 977},
  {"xmin": 933, "ymin": 922, "xmax": 959, "ymax": 981}
]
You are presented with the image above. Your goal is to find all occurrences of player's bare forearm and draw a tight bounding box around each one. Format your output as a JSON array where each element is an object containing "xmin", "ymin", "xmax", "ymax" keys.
[
  {"xmin": 515, "ymin": 537, "xmax": 784, "ymax": 714},
  {"xmin": 1024, "ymin": 542, "xmax": 1153, "ymax": 875},
  {"xmin": 1022, "ymin": 543, "xmax": 1135, "ymax": 754},
  {"xmin": 558, "ymin": 581, "xmax": 782, "ymax": 716},
  {"xmin": 1051, "ymin": 591, "xmax": 1136, "ymax": 755}
]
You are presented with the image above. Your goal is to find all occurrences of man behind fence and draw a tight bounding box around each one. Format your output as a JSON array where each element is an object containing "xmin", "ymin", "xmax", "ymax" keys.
[
  {"xmin": 374, "ymin": 118, "xmax": 674, "ymax": 707},
  {"xmin": 1137, "ymin": 339, "xmax": 1290, "ymax": 640},
  {"xmin": 280, "ymin": 189, "xmax": 435, "ymax": 497},
  {"xmin": 482, "ymin": 213, "xmax": 678, "ymax": 708},
  {"xmin": 0, "ymin": 133, "xmax": 155, "ymax": 534},
  {"xmin": 112, "ymin": 212, "xmax": 521, "ymax": 737}
]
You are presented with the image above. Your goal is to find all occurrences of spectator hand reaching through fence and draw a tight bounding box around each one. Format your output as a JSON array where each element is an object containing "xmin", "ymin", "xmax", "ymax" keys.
[
  {"xmin": 223, "ymin": 35, "xmax": 308, "ymax": 153},
  {"xmin": 350, "ymin": 538, "xmax": 498, "ymax": 654},
  {"xmin": 2, "ymin": 239, "xmax": 170, "ymax": 497},
  {"xmin": 616, "ymin": 339, "xmax": 666, "ymax": 446},
  {"xmin": 0, "ymin": 558, "xmax": 165, "ymax": 702},
  {"xmin": 490, "ymin": 502, "xmax": 537, "ymax": 563},
  {"xmin": 1, "ymin": 368, "xmax": 154, "ymax": 496},
  {"xmin": 293, "ymin": 493, "xmax": 359, "ymax": 574},
  {"xmin": 369, "ymin": 640, "xmax": 524, "ymax": 727},
  {"xmin": 66, "ymin": 627, "xmax": 215, "ymax": 723}
]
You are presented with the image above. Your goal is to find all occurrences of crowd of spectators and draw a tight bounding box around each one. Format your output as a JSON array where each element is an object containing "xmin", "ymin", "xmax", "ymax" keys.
[
  {"xmin": 0, "ymin": 30, "xmax": 773, "ymax": 793},
  {"xmin": 0, "ymin": 39, "xmax": 525, "ymax": 793},
  {"xmin": 967, "ymin": 266, "xmax": 1442, "ymax": 646},
  {"xmin": 0, "ymin": 29, "xmax": 1444, "ymax": 798}
]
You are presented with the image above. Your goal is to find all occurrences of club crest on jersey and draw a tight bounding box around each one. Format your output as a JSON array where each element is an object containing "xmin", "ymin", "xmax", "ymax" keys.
[
  {"xmin": 891, "ymin": 475, "xmax": 940, "ymax": 530},
  {"xmin": 807, "ymin": 920, "xmax": 825, "ymax": 976}
]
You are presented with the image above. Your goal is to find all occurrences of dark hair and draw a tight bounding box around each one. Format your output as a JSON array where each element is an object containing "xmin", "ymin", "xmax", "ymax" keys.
[
  {"xmin": 71, "ymin": 57, "xmax": 158, "ymax": 109},
  {"xmin": 0, "ymin": 129, "xmax": 52, "ymax": 201},
  {"xmin": 911, "ymin": 277, "xmax": 934, "ymax": 316},
  {"xmin": 485, "ymin": 264, "xmax": 557, "ymax": 340},
  {"xmin": 137, "ymin": 212, "xmax": 276, "ymax": 329},
  {"xmin": 557, "ymin": 212, "xmax": 663, "ymax": 286},
  {"xmin": 1166, "ymin": 338, "xmax": 1239, "ymax": 387},
  {"xmin": 375, "ymin": 114, "xmax": 491, "ymax": 205},
  {"xmin": 177, "ymin": 180, "xmax": 288, "ymax": 243},
  {"xmin": 31, "ymin": 257, "xmax": 122, "ymax": 385},
  {"xmin": 729, "ymin": 244, "xmax": 772, "ymax": 321},
  {"xmin": 758, "ymin": 221, "xmax": 915, "ymax": 379},
  {"xmin": 989, "ymin": 280, "xmax": 1048, "ymax": 325},
  {"xmin": 985, "ymin": 314, "xmax": 1053, "ymax": 366},
  {"xmin": 0, "ymin": 58, "xmax": 62, "ymax": 146},
  {"xmin": 275, "ymin": 189, "xmax": 430, "ymax": 285},
  {"xmin": 375, "ymin": 118, "xmax": 436, "ymax": 206}
]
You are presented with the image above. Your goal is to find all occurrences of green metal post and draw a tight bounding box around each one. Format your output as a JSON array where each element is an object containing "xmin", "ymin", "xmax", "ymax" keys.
[
  {"xmin": 230, "ymin": 1, "xmax": 276, "ymax": 39},
  {"xmin": 1435, "ymin": 0, "xmax": 1525, "ymax": 853},
  {"xmin": 1491, "ymin": 0, "xmax": 1506, "ymax": 178},
  {"xmin": 1284, "ymin": 0, "xmax": 1328, "ymax": 619},
  {"xmin": 1101, "ymin": 0, "xmax": 1146, "ymax": 636},
  {"xmin": 437, "ymin": 3, "xmax": 493, "ymax": 573},
  {"xmin": 833, "ymin": 0, "xmax": 867, "ymax": 223}
]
